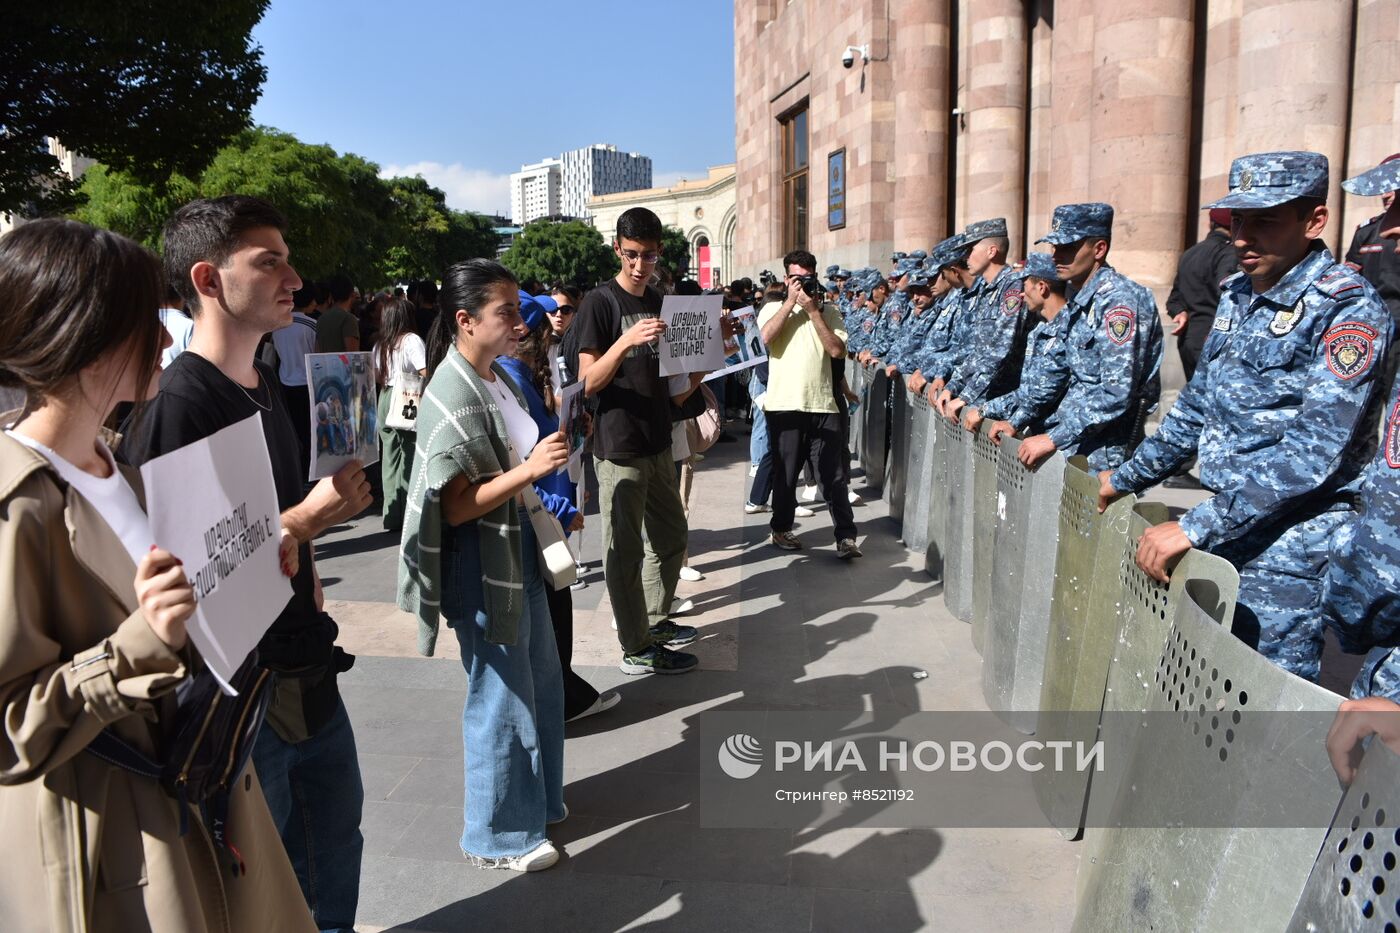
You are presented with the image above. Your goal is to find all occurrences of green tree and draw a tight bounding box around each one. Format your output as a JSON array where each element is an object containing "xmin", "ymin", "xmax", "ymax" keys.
[
  {"xmin": 501, "ymin": 221, "xmax": 619, "ymax": 287},
  {"xmin": 72, "ymin": 165, "xmax": 198, "ymax": 251},
  {"xmin": 660, "ymin": 226, "xmax": 692, "ymax": 280},
  {"xmin": 1, "ymin": 3, "xmax": 269, "ymax": 215}
]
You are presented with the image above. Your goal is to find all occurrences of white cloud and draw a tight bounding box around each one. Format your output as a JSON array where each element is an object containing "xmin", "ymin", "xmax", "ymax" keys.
[{"xmin": 380, "ymin": 161, "xmax": 512, "ymax": 215}]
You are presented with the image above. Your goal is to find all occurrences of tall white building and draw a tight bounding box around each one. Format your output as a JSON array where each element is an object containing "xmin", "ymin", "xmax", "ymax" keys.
[
  {"xmin": 509, "ymin": 158, "xmax": 562, "ymax": 225},
  {"xmin": 560, "ymin": 144, "xmax": 652, "ymax": 218}
]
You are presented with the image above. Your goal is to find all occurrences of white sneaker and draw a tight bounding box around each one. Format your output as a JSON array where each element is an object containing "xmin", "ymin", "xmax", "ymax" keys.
[
  {"xmin": 848, "ymin": 490, "xmax": 864, "ymax": 505},
  {"xmin": 468, "ymin": 840, "xmax": 559, "ymax": 872},
  {"xmin": 671, "ymin": 597, "xmax": 695, "ymax": 615},
  {"xmin": 566, "ymin": 690, "xmax": 620, "ymax": 723},
  {"xmin": 748, "ymin": 463, "xmax": 759, "ymax": 477},
  {"xmin": 679, "ymin": 565, "xmax": 704, "ymax": 582},
  {"xmin": 744, "ymin": 502, "xmax": 770, "ymax": 514},
  {"xmin": 794, "ymin": 505, "xmax": 816, "ymax": 518},
  {"xmin": 800, "ymin": 484, "xmax": 820, "ymax": 502}
]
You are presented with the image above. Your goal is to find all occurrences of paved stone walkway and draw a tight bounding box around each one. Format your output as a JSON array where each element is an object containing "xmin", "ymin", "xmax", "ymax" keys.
[{"xmin": 317, "ymin": 420, "xmax": 1357, "ymax": 931}]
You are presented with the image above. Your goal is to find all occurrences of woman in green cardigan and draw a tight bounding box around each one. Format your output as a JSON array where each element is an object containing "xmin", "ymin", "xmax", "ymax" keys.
[{"xmin": 398, "ymin": 259, "xmax": 570, "ymax": 872}]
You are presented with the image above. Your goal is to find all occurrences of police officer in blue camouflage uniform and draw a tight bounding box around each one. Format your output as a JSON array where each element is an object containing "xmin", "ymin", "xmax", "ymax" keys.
[
  {"xmin": 1100, "ymin": 151, "xmax": 1392, "ymax": 682},
  {"xmin": 937, "ymin": 219, "xmax": 1029, "ymax": 425},
  {"xmin": 845, "ymin": 269, "xmax": 878, "ymax": 356},
  {"xmin": 916, "ymin": 238, "xmax": 979, "ymax": 400},
  {"xmin": 965, "ymin": 252, "xmax": 1073, "ymax": 440},
  {"xmin": 1321, "ymin": 157, "xmax": 1400, "ymax": 698},
  {"xmin": 908, "ymin": 236, "xmax": 970, "ymax": 397},
  {"xmin": 888, "ymin": 265, "xmax": 945, "ymax": 380},
  {"xmin": 1016, "ymin": 202, "xmax": 1164, "ymax": 472},
  {"xmin": 866, "ymin": 254, "xmax": 919, "ymax": 372}
]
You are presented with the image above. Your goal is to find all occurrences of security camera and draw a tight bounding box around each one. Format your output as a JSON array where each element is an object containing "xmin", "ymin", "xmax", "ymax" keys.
[{"xmin": 843, "ymin": 45, "xmax": 868, "ymax": 69}]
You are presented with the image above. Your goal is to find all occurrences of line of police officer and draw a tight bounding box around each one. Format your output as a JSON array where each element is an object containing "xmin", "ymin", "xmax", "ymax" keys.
[{"xmin": 826, "ymin": 149, "xmax": 1400, "ymax": 709}]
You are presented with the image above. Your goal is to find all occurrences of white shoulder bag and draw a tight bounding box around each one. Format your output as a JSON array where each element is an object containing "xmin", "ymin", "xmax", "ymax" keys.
[{"xmin": 506, "ymin": 443, "xmax": 577, "ymax": 590}]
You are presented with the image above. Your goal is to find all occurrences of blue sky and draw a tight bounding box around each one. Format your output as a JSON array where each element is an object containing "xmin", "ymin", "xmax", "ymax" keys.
[{"xmin": 249, "ymin": 0, "xmax": 736, "ymax": 216}]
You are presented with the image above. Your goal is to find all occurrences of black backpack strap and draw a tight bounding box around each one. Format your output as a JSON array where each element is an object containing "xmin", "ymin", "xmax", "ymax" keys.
[{"xmin": 85, "ymin": 729, "xmax": 163, "ymax": 780}]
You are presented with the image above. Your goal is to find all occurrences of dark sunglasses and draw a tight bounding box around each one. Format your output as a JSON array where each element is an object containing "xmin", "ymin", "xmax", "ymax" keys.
[{"xmin": 548, "ymin": 305, "xmax": 576, "ymax": 315}]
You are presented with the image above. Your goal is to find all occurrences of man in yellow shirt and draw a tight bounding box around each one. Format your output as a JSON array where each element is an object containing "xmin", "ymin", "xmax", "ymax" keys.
[{"xmin": 758, "ymin": 249, "xmax": 861, "ymax": 558}]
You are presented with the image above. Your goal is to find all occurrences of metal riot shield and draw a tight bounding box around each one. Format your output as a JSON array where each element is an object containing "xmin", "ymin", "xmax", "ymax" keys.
[
  {"xmin": 969, "ymin": 424, "xmax": 999, "ymax": 655},
  {"xmin": 982, "ymin": 437, "xmax": 1066, "ymax": 734},
  {"xmin": 888, "ymin": 380, "xmax": 909, "ymax": 530},
  {"xmin": 1033, "ymin": 459, "xmax": 1137, "ymax": 839},
  {"xmin": 904, "ymin": 391, "xmax": 934, "ymax": 555},
  {"xmin": 859, "ymin": 366, "xmax": 888, "ymax": 491},
  {"xmin": 1287, "ymin": 740, "xmax": 1400, "ymax": 932},
  {"xmin": 1072, "ymin": 586, "xmax": 1344, "ymax": 933},
  {"xmin": 940, "ymin": 416, "xmax": 975, "ymax": 622},
  {"xmin": 924, "ymin": 409, "xmax": 949, "ymax": 580}
]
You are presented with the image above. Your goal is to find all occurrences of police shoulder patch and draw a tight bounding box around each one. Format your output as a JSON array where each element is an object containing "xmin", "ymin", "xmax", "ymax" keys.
[
  {"xmin": 1323, "ymin": 321, "xmax": 1379, "ymax": 380},
  {"xmin": 1105, "ymin": 306, "xmax": 1135, "ymax": 345},
  {"xmin": 862, "ymin": 319, "xmax": 874, "ymax": 333},
  {"xmin": 1387, "ymin": 400, "xmax": 1400, "ymax": 469},
  {"xmin": 1001, "ymin": 289, "xmax": 1024, "ymax": 316},
  {"xmin": 1268, "ymin": 299, "xmax": 1305, "ymax": 336}
]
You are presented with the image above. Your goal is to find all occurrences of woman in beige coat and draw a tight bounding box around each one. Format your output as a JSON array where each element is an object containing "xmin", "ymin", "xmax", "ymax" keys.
[{"xmin": 0, "ymin": 219, "xmax": 313, "ymax": 933}]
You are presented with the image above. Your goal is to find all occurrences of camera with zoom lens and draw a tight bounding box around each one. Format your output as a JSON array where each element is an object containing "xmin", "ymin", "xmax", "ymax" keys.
[{"xmin": 796, "ymin": 274, "xmax": 824, "ymax": 300}]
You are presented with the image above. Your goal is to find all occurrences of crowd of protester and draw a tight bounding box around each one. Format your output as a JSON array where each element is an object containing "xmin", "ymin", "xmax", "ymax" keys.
[{"xmin": 5, "ymin": 147, "xmax": 1400, "ymax": 929}]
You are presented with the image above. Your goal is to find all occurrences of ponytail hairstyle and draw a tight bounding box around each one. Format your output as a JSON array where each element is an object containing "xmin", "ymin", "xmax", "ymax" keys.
[{"xmin": 426, "ymin": 258, "xmax": 519, "ymax": 380}]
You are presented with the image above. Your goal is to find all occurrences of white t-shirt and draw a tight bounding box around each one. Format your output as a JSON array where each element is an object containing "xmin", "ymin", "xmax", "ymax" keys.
[
  {"xmin": 271, "ymin": 312, "xmax": 318, "ymax": 387},
  {"xmin": 374, "ymin": 333, "xmax": 427, "ymax": 387},
  {"xmin": 484, "ymin": 373, "xmax": 539, "ymax": 459},
  {"xmin": 6, "ymin": 431, "xmax": 151, "ymax": 564},
  {"xmin": 160, "ymin": 307, "xmax": 194, "ymax": 368}
]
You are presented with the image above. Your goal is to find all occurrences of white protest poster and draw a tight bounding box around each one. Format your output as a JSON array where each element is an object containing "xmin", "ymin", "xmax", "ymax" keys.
[
  {"xmin": 558, "ymin": 378, "xmax": 588, "ymax": 482},
  {"xmin": 703, "ymin": 306, "xmax": 769, "ymax": 382},
  {"xmin": 140, "ymin": 414, "xmax": 292, "ymax": 694},
  {"xmin": 306, "ymin": 351, "xmax": 379, "ymax": 480},
  {"xmin": 658, "ymin": 294, "xmax": 727, "ymax": 377}
]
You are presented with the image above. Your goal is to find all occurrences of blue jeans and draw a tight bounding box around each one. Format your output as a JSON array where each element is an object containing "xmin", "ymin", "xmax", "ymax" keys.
[
  {"xmin": 750, "ymin": 404, "xmax": 769, "ymax": 467},
  {"xmin": 253, "ymin": 698, "xmax": 364, "ymax": 933},
  {"xmin": 445, "ymin": 513, "xmax": 565, "ymax": 858}
]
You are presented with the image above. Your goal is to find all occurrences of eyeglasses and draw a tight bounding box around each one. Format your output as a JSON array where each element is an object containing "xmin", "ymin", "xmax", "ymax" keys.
[
  {"xmin": 620, "ymin": 249, "xmax": 661, "ymax": 266},
  {"xmin": 549, "ymin": 305, "xmax": 575, "ymax": 315}
]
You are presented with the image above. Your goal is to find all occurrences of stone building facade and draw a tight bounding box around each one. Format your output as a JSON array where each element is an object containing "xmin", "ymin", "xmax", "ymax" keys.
[
  {"xmin": 734, "ymin": 0, "xmax": 1399, "ymax": 298},
  {"xmin": 588, "ymin": 165, "xmax": 737, "ymax": 288}
]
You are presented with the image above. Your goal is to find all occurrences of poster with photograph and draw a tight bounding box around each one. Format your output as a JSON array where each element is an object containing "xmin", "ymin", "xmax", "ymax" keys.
[
  {"xmin": 559, "ymin": 378, "xmax": 588, "ymax": 482},
  {"xmin": 658, "ymin": 294, "xmax": 727, "ymax": 377},
  {"xmin": 703, "ymin": 306, "xmax": 768, "ymax": 382},
  {"xmin": 306, "ymin": 352, "xmax": 379, "ymax": 480},
  {"xmin": 141, "ymin": 414, "xmax": 291, "ymax": 694}
]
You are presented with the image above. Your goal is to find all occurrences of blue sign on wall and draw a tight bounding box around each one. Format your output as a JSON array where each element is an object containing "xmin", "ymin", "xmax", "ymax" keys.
[{"xmin": 828, "ymin": 148, "xmax": 846, "ymax": 231}]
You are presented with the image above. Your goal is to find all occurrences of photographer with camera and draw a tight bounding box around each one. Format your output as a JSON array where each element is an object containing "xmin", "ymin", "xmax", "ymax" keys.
[{"xmin": 757, "ymin": 250, "xmax": 861, "ymax": 558}]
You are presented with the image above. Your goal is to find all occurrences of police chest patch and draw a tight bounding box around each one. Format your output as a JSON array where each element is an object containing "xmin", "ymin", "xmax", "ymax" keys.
[
  {"xmin": 1269, "ymin": 300, "xmax": 1304, "ymax": 336},
  {"xmin": 1001, "ymin": 291, "xmax": 1024, "ymax": 317},
  {"xmin": 1105, "ymin": 307, "xmax": 1134, "ymax": 345},
  {"xmin": 1386, "ymin": 400, "xmax": 1400, "ymax": 469},
  {"xmin": 1212, "ymin": 315, "xmax": 1232, "ymax": 333},
  {"xmin": 1324, "ymin": 321, "xmax": 1378, "ymax": 380}
]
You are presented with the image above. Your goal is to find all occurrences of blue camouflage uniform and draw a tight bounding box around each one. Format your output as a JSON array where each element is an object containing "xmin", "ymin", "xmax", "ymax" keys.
[
  {"xmin": 1320, "ymin": 158, "xmax": 1400, "ymax": 698},
  {"xmin": 869, "ymin": 284, "xmax": 913, "ymax": 362},
  {"xmin": 844, "ymin": 270, "xmax": 877, "ymax": 354},
  {"xmin": 1034, "ymin": 202, "xmax": 1164, "ymax": 471},
  {"xmin": 911, "ymin": 236, "xmax": 974, "ymax": 379},
  {"xmin": 981, "ymin": 253, "xmax": 1072, "ymax": 435},
  {"xmin": 945, "ymin": 218, "xmax": 1032, "ymax": 406},
  {"xmin": 888, "ymin": 267, "xmax": 941, "ymax": 374},
  {"xmin": 1111, "ymin": 151, "xmax": 1392, "ymax": 681}
]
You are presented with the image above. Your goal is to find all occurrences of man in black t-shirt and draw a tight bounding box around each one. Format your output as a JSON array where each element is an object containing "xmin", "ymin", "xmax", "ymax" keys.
[
  {"xmin": 575, "ymin": 208, "xmax": 701, "ymax": 675},
  {"xmin": 120, "ymin": 196, "xmax": 372, "ymax": 933}
]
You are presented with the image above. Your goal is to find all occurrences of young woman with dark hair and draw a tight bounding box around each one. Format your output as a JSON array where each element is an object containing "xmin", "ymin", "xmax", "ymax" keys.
[
  {"xmin": 0, "ymin": 219, "xmax": 312, "ymax": 931},
  {"xmin": 372, "ymin": 295, "xmax": 427, "ymax": 532},
  {"xmin": 500, "ymin": 299, "xmax": 619, "ymax": 723},
  {"xmin": 399, "ymin": 259, "xmax": 571, "ymax": 872}
]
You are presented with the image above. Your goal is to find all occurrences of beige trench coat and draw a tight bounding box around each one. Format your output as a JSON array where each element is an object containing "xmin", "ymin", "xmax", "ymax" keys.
[{"xmin": 0, "ymin": 430, "xmax": 314, "ymax": 933}]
